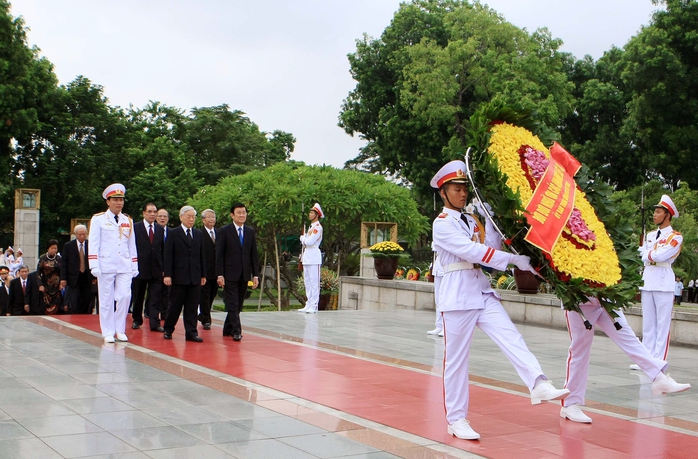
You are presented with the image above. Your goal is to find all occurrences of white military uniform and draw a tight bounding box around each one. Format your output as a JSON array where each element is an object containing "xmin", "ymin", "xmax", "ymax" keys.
[
  {"xmin": 89, "ymin": 209, "xmax": 138, "ymax": 338},
  {"xmin": 433, "ymin": 206, "xmax": 548, "ymax": 424},
  {"xmin": 639, "ymin": 195, "xmax": 682, "ymax": 361},
  {"xmin": 299, "ymin": 206, "xmax": 323, "ymax": 313},
  {"xmin": 563, "ymin": 298, "xmax": 667, "ymax": 407}
]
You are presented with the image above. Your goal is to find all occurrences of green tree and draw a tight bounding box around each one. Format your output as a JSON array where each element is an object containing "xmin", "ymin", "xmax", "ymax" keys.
[
  {"xmin": 189, "ymin": 162, "xmax": 429, "ymax": 307},
  {"xmin": 340, "ymin": 0, "xmax": 574, "ymax": 197}
]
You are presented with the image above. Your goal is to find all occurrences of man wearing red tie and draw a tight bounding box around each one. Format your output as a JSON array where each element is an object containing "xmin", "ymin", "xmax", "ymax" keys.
[{"xmin": 8, "ymin": 265, "xmax": 30, "ymax": 315}]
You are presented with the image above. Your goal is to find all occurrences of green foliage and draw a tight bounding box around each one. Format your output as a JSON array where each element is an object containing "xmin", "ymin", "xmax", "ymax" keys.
[
  {"xmin": 340, "ymin": 0, "xmax": 574, "ymax": 198},
  {"xmin": 189, "ymin": 162, "xmax": 429, "ymax": 304}
]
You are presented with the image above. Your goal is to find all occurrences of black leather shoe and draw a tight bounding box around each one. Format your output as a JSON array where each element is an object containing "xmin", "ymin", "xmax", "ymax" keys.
[
  {"xmin": 131, "ymin": 323, "xmax": 141, "ymax": 329},
  {"xmin": 150, "ymin": 326, "xmax": 165, "ymax": 332},
  {"xmin": 203, "ymin": 323, "xmax": 211, "ymax": 330},
  {"xmin": 186, "ymin": 336, "xmax": 204, "ymax": 342},
  {"xmin": 233, "ymin": 334, "xmax": 242, "ymax": 341},
  {"xmin": 163, "ymin": 333, "xmax": 172, "ymax": 340}
]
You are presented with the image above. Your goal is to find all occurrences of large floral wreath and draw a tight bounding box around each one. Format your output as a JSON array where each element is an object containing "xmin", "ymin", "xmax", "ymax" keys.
[{"xmin": 466, "ymin": 104, "xmax": 641, "ymax": 315}]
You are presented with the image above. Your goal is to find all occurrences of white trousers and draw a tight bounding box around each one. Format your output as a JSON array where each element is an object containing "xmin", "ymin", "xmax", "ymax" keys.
[
  {"xmin": 641, "ymin": 290, "xmax": 674, "ymax": 360},
  {"xmin": 434, "ymin": 275, "xmax": 443, "ymax": 330},
  {"xmin": 563, "ymin": 303, "xmax": 666, "ymax": 407},
  {"xmin": 303, "ymin": 264, "xmax": 320, "ymax": 312},
  {"xmin": 442, "ymin": 293, "xmax": 544, "ymax": 424},
  {"xmin": 97, "ymin": 272, "xmax": 132, "ymax": 337}
]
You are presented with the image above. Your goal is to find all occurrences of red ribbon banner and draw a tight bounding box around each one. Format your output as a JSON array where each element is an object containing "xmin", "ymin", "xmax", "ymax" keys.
[{"xmin": 524, "ymin": 156, "xmax": 576, "ymax": 254}]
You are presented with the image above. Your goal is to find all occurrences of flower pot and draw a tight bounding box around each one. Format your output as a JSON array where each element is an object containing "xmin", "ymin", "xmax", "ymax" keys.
[
  {"xmin": 374, "ymin": 257, "xmax": 400, "ymax": 280},
  {"xmin": 318, "ymin": 293, "xmax": 338, "ymax": 311},
  {"xmin": 513, "ymin": 267, "xmax": 540, "ymax": 294}
]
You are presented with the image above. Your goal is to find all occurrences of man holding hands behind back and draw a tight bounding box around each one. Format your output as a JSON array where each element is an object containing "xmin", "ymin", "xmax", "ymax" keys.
[{"xmin": 217, "ymin": 203, "xmax": 260, "ymax": 342}]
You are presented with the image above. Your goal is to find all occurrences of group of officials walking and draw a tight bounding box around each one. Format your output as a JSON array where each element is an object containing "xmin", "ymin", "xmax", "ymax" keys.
[{"xmin": 87, "ymin": 183, "xmax": 260, "ymax": 344}]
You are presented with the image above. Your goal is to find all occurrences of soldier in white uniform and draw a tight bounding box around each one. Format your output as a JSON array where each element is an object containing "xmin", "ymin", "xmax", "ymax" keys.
[
  {"xmin": 636, "ymin": 194, "xmax": 683, "ymax": 363},
  {"xmin": 298, "ymin": 203, "xmax": 324, "ymax": 314},
  {"xmin": 561, "ymin": 297, "xmax": 690, "ymax": 423},
  {"xmin": 431, "ymin": 160, "xmax": 569, "ymax": 441},
  {"xmin": 88, "ymin": 184, "xmax": 139, "ymax": 343}
]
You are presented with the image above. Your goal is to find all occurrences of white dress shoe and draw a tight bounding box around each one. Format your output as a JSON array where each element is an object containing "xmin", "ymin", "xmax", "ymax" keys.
[
  {"xmin": 629, "ymin": 364, "xmax": 641, "ymax": 371},
  {"xmin": 427, "ymin": 328, "xmax": 442, "ymax": 335},
  {"xmin": 104, "ymin": 336, "xmax": 115, "ymax": 343},
  {"xmin": 560, "ymin": 404, "xmax": 592, "ymax": 423},
  {"xmin": 652, "ymin": 373, "xmax": 691, "ymax": 395},
  {"xmin": 530, "ymin": 380, "xmax": 569, "ymax": 405},
  {"xmin": 438, "ymin": 330, "xmax": 444, "ymax": 337},
  {"xmin": 304, "ymin": 310, "xmax": 317, "ymax": 314},
  {"xmin": 115, "ymin": 333, "xmax": 128, "ymax": 342},
  {"xmin": 447, "ymin": 419, "xmax": 480, "ymax": 440},
  {"xmin": 297, "ymin": 307, "xmax": 307, "ymax": 313}
]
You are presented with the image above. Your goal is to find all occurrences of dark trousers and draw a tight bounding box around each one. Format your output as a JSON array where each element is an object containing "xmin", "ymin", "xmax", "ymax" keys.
[
  {"xmin": 689, "ymin": 288, "xmax": 695, "ymax": 303},
  {"xmin": 131, "ymin": 277, "xmax": 163, "ymax": 329},
  {"xmin": 163, "ymin": 284, "xmax": 200, "ymax": 339},
  {"xmin": 198, "ymin": 278, "xmax": 218, "ymax": 325},
  {"xmin": 223, "ymin": 276, "xmax": 247, "ymax": 336},
  {"xmin": 65, "ymin": 272, "xmax": 95, "ymax": 314}
]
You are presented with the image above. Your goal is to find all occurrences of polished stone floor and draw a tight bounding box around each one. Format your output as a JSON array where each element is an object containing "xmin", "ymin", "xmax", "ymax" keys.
[{"xmin": 1, "ymin": 307, "xmax": 697, "ymax": 458}]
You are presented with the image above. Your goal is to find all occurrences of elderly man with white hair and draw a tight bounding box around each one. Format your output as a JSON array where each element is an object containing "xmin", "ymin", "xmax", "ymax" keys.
[
  {"xmin": 60, "ymin": 225, "xmax": 96, "ymax": 314},
  {"xmin": 162, "ymin": 205, "xmax": 206, "ymax": 342}
]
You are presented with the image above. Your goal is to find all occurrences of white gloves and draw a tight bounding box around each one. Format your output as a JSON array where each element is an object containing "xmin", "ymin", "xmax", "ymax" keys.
[
  {"xmin": 91, "ymin": 268, "xmax": 101, "ymax": 278},
  {"xmin": 132, "ymin": 270, "xmax": 139, "ymax": 279},
  {"xmin": 474, "ymin": 199, "xmax": 492, "ymax": 216},
  {"xmin": 510, "ymin": 254, "xmax": 538, "ymax": 276}
]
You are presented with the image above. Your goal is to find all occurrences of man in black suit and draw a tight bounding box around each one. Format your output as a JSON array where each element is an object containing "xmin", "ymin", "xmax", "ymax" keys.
[
  {"xmin": 24, "ymin": 270, "xmax": 44, "ymax": 315},
  {"xmin": 157, "ymin": 208, "xmax": 171, "ymax": 321},
  {"xmin": 216, "ymin": 203, "xmax": 260, "ymax": 341},
  {"xmin": 198, "ymin": 208, "xmax": 218, "ymax": 330},
  {"xmin": 0, "ymin": 266, "xmax": 9, "ymax": 316},
  {"xmin": 163, "ymin": 205, "xmax": 206, "ymax": 342},
  {"xmin": 8, "ymin": 265, "xmax": 30, "ymax": 315},
  {"xmin": 60, "ymin": 225, "xmax": 95, "ymax": 314},
  {"xmin": 130, "ymin": 203, "xmax": 165, "ymax": 331}
]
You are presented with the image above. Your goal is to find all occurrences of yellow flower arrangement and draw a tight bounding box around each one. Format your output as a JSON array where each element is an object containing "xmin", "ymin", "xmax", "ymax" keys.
[
  {"xmin": 487, "ymin": 123, "xmax": 621, "ymax": 287},
  {"xmin": 368, "ymin": 241, "xmax": 405, "ymax": 256}
]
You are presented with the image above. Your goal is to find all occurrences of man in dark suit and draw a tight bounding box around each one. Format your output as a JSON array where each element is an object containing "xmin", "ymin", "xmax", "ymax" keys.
[
  {"xmin": 24, "ymin": 270, "xmax": 44, "ymax": 315},
  {"xmin": 60, "ymin": 225, "xmax": 95, "ymax": 314},
  {"xmin": 130, "ymin": 203, "xmax": 165, "ymax": 331},
  {"xmin": 0, "ymin": 266, "xmax": 9, "ymax": 315},
  {"xmin": 8, "ymin": 265, "xmax": 30, "ymax": 315},
  {"xmin": 157, "ymin": 208, "xmax": 171, "ymax": 321},
  {"xmin": 216, "ymin": 203, "xmax": 260, "ymax": 341},
  {"xmin": 198, "ymin": 208, "xmax": 218, "ymax": 330},
  {"xmin": 163, "ymin": 205, "xmax": 206, "ymax": 342}
]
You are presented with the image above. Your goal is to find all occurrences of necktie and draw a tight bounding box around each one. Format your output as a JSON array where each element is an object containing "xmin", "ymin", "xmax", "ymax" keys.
[
  {"xmin": 656, "ymin": 229, "xmax": 662, "ymax": 239},
  {"xmin": 186, "ymin": 228, "xmax": 192, "ymax": 239},
  {"xmin": 22, "ymin": 280, "xmax": 26, "ymax": 294},
  {"xmin": 149, "ymin": 224, "xmax": 154, "ymax": 244},
  {"xmin": 460, "ymin": 213, "xmax": 470, "ymax": 229},
  {"xmin": 114, "ymin": 214, "xmax": 119, "ymax": 224},
  {"xmin": 79, "ymin": 243, "xmax": 85, "ymax": 273},
  {"xmin": 238, "ymin": 227, "xmax": 244, "ymax": 246},
  {"xmin": 210, "ymin": 230, "xmax": 215, "ymax": 243}
]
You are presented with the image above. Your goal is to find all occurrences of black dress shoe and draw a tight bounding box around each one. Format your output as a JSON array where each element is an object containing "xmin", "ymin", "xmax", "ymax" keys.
[
  {"xmin": 223, "ymin": 332, "xmax": 231, "ymax": 337},
  {"xmin": 150, "ymin": 326, "xmax": 165, "ymax": 332},
  {"xmin": 233, "ymin": 334, "xmax": 242, "ymax": 341},
  {"xmin": 163, "ymin": 333, "xmax": 172, "ymax": 339},
  {"xmin": 131, "ymin": 323, "xmax": 141, "ymax": 329},
  {"xmin": 186, "ymin": 336, "xmax": 204, "ymax": 342},
  {"xmin": 203, "ymin": 323, "xmax": 211, "ymax": 330}
]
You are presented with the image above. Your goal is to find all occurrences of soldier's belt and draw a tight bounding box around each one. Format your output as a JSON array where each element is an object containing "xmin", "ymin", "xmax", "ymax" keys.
[
  {"xmin": 647, "ymin": 262, "xmax": 671, "ymax": 268},
  {"xmin": 444, "ymin": 262, "xmax": 481, "ymax": 273}
]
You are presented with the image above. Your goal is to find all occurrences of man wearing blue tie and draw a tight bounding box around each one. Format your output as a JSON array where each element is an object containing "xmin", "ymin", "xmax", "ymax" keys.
[{"xmin": 216, "ymin": 203, "xmax": 260, "ymax": 341}]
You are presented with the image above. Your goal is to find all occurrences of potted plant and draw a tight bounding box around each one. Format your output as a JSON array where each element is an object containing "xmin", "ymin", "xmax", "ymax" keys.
[
  {"xmin": 364, "ymin": 241, "xmax": 407, "ymax": 279},
  {"xmin": 319, "ymin": 267, "xmax": 339, "ymax": 310}
]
